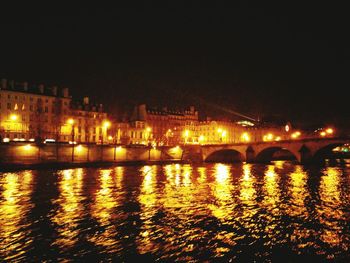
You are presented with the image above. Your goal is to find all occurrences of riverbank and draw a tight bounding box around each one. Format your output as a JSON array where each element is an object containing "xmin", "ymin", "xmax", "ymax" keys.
[{"xmin": 0, "ymin": 159, "xmax": 187, "ymax": 172}]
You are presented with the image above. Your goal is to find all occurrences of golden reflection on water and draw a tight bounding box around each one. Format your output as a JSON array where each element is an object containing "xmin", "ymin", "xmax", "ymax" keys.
[
  {"xmin": 318, "ymin": 167, "xmax": 343, "ymax": 247},
  {"xmin": 137, "ymin": 165, "xmax": 158, "ymax": 254},
  {"xmin": 197, "ymin": 167, "xmax": 207, "ymax": 184},
  {"xmin": 88, "ymin": 168, "xmax": 120, "ymax": 250},
  {"xmin": 0, "ymin": 171, "xmax": 33, "ymax": 260},
  {"xmin": 263, "ymin": 165, "xmax": 280, "ymax": 214},
  {"xmin": 289, "ymin": 166, "xmax": 308, "ymax": 217},
  {"xmin": 52, "ymin": 169, "xmax": 84, "ymax": 249},
  {"xmin": 239, "ymin": 163, "xmax": 259, "ymax": 239},
  {"xmin": 156, "ymin": 164, "xmax": 211, "ymax": 260},
  {"xmin": 239, "ymin": 164, "xmax": 256, "ymax": 205},
  {"xmin": 208, "ymin": 164, "xmax": 233, "ymax": 221}
]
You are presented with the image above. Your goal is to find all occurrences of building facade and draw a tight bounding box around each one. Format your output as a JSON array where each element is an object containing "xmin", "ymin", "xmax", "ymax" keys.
[
  {"xmin": 69, "ymin": 97, "xmax": 108, "ymax": 144},
  {"xmin": 0, "ymin": 79, "xmax": 108, "ymax": 143},
  {"xmin": 131, "ymin": 104, "xmax": 199, "ymax": 145},
  {"xmin": 0, "ymin": 79, "xmax": 71, "ymax": 141}
]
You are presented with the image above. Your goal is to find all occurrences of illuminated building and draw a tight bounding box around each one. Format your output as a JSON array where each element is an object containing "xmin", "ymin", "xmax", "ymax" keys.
[
  {"xmin": 0, "ymin": 79, "xmax": 70, "ymax": 141},
  {"xmin": 0, "ymin": 79, "xmax": 108, "ymax": 143},
  {"xmin": 131, "ymin": 104, "xmax": 198, "ymax": 145},
  {"xmin": 193, "ymin": 120, "xmax": 250, "ymax": 144},
  {"xmin": 69, "ymin": 97, "xmax": 108, "ymax": 143}
]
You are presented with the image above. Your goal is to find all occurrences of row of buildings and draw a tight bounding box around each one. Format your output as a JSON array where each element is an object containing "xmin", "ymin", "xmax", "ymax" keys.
[{"xmin": 0, "ymin": 78, "xmax": 305, "ymax": 145}]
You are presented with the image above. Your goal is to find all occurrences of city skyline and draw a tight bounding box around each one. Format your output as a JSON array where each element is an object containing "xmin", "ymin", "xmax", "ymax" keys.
[{"xmin": 1, "ymin": 4, "xmax": 349, "ymax": 126}]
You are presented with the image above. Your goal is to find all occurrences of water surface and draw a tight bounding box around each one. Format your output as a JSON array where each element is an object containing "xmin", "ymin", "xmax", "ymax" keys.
[{"xmin": 0, "ymin": 161, "xmax": 349, "ymax": 262}]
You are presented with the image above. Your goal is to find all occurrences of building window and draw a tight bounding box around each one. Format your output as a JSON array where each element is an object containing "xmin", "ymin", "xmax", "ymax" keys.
[
  {"xmin": 30, "ymin": 105, "xmax": 33, "ymax": 111},
  {"xmin": 8, "ymin": 94, "xmax": 10, "ymax": 99},
  {"xmin": 45, "ymin": 106, "xmax": 48, "ymax": 113},
  {"xmin": 7, "ymin": 103, "xmax": 11, "ymax": 109}
]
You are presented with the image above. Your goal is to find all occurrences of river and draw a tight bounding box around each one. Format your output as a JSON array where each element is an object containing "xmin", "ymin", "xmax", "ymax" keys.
[{"xmin": 0, "ymin": 161, "xmax": 349, "ymax": 262}]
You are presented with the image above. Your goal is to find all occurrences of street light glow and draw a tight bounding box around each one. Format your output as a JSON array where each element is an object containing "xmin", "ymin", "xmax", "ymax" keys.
[
  {"xmin": 67, "ymin": 118, "xmax": 74, "ymax": 125},
  {"xmin": 10, "ymin": 114, "xmax": 18, "ymax": 121},
  {"xmin": 326, "ymin": 128, "xmax": 334, "ymax": 134},
  {"xmin": 103, "ymin": 121, "xmax": 111, "ymax": 128},
  {"xmin": 241, "ymin": 132, "xmax": 250, "ymax": 142}
]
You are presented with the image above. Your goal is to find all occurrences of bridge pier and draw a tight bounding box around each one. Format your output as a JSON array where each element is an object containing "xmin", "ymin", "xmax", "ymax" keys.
[
  {"xmin": 246, "ymin": 146, "xmax": 256, "ymax": 163},
  {"xmin": 299, "ymin": 145, "xmax": 313, "ymax": 164}
]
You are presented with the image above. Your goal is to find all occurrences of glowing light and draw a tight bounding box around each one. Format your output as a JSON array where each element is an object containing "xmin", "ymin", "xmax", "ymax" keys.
[
  {"xmin": 68, "ymin": 141, "xmax": 77, "ymax": 144},
  {"xmin": 23, "ymin": 144, "xmax": 32, "ymax": 151},
  {"xmin": 183, "ymin": 130, "xmax": 190, "ymax": 138},
  {"xmin": 108, "ymin": 136, "xmax": 113, "ymax": 140},
  {"xmin": 320, "ymin": 131, "xmax": 326, "ymax": 137},
  {"xmin": 275, "ymin": 136, "xmax": 281, "ymax": 141},
  {"xmin": 217, "ymin": 128, "xmax": 222, "ymax": 133},
  {"xmin": 67, "ymin": 118, "xmax": 74, "ymax": 125},
  {"xmin": 76, "ymin": 145, "xmax": 83, "ymax": 152},
  {"xmin": 44, "ymin": 139, "xmax": 55, "ymax": 143},
  {"xmin": 221, "ymin": 130, "xmax": 227, "ymax": 137},
  {"xmin": 10, "ymin": 114, "xmax": 18, "ymax": 121},
  {"xmin": 241, "ymin": 132, "xmax": 250, "ymax": 142},
  {"xmin": 115, "ymin": 146, "xmax": 123, "ymax": 152},
  {"xmin": 103, "ymin": 121, "xmax": 111, "ymax": 128},
  {"xmin": 291, "ymin": 131, "xmax": 301, "ymax": 139},
  {"xmin": 3, "ymin": 138, "xmax": 10, "ymax": 143},
  {"xmin": 285, "ymin": 124, "xmax": 290, "ymax": 132},
  {"xmin": 264, "ymin": 133, "xmax": 274, "ymax": 141},
  {"xmin": 237, "ymin": 120, "xmax": 255, "ymax": 127},
  {"xmin": 29, "ymin": 138, "xmax": 35, "ymax": 142},
  {"xmin": 326, "ymin": 128, "xmax": 334, "ymax": 134},
  {"xmin": 146, "ymin": 127, "xmax": 151, "ymax": 132},
  {"xmin": 198, "ymin": 135, "xmax": 205, "ymax": 143}
]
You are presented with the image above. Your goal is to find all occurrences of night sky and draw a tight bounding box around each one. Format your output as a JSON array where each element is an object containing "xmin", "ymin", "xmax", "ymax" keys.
[{"xmin": 1, "ymin": 4, "xmax": 349, "ymax": 127}]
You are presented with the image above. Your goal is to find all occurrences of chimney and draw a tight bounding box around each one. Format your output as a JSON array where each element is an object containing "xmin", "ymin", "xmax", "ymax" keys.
[
  {"xmin": 23, "ymin": 82, "xmax": 28, "ymax": 91},
  {"xmin": 52, "ymin": 86, "xmax": 58, "ymax": 96},
  {"xmin": 62, "ymin": 87, "xmax": 69, "ymax": 98},
  {"xmin": 38, "ymin": 84, "xmax": 44, "ymax": 94},
  {"xmin": 83, "ymin": 96, "xmax": 89, "ymax": 105},
  {"xmin": 1, "ymin": 78, "xmax": 7, "ymax": 89}
]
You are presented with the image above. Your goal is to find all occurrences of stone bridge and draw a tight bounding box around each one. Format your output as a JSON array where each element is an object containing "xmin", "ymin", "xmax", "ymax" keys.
[{"xmin": 180, "ymin": 137, "xmax": 350, "ymax": 164}]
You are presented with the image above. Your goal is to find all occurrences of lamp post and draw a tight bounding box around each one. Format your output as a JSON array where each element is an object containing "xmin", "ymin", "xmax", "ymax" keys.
[{"xmin": 68, "ymin": 118, "xmax": 75, "ymax": 162}]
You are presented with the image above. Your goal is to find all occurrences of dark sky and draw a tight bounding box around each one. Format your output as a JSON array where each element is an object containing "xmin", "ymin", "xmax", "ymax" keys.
[{"xmin": 1, "ymin": 4, "xmax": 349, "ymax": 126}]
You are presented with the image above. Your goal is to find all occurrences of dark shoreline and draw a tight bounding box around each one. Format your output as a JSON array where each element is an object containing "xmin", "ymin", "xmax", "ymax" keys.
[{"xmin": 0, "ymin": 159, "xmax": 187, "ymax": 172}]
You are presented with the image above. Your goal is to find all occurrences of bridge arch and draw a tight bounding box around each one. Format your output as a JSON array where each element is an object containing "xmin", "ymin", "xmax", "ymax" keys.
[
  {"xmin": 312, "ymin": 143, "xmax": 347, "ymax": 162},
  {"xmin": 255, "ymin": 146, "xmax": 298, "ymax": 163},
  {"xmin": 205, "ymin": 149, "xmax": 245, "ymax": 163}
]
